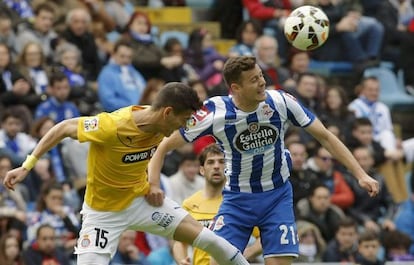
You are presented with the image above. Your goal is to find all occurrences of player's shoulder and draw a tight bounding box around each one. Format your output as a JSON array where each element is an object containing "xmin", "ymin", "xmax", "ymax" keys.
[{"xmin": 182, "ymin": 190, "xmax": 204, "ymax": 207}]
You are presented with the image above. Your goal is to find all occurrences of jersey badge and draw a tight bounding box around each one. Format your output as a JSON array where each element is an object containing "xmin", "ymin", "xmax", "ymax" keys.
[
  {"xmin": 80, "ymin": 235, "xmax": 91, "ymax": 248},
  {"xmin": 262, "ymin": 104, "xmax": 274, "ymax": 119},
  {"xmin": 210, "ymin": 215, "xmax": 225, "ymax": 231},
  {"xmin": 83, "ymin": 117, "xmax": 99, "ymax": 132}
]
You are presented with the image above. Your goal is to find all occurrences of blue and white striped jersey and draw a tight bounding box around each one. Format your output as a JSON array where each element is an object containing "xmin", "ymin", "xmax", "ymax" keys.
[{"xmin": 180, "ymin": 90, "xmax": 315, "ymax": 193}]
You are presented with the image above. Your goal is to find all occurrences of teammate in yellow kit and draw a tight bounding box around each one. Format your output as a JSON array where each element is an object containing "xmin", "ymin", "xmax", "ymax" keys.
[
  {"xmin": 173, "ymin": 144, "xmax": 262, "ymax": 265},
  {"xmin": 3, "ymin": 82, "xmax": 250, "ymax": 265}
]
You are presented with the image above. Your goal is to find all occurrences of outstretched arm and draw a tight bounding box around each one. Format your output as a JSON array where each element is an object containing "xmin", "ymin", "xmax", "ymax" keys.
[
  {"xmin": 305, "ymin": 118, "xmax": 379, "ymax": 197},
  {"xmin": 146, "ymin": 130, "xmax": 187, "ymax": 206},
  {"xmin": 3, "ymin": 118, "xmax": 79, "ymax": 190}
]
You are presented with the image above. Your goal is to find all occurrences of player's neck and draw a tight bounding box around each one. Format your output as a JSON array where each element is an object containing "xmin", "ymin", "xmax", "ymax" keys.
[
  {"xmin": 132, "ymin": 108, "xmax": 162, "ymax": 134},
  {"xmin": 203, "ymin": 185, "xmax": 223, "ymax": 199},
  {"xmin": 232, "ymin": 97, "xmax": 259, "ymax": 113}
]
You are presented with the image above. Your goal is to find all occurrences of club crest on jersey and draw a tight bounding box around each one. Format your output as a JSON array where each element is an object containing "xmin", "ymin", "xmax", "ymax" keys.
[
  {"xmin": 83, "ymin": 117, "xmax": 99, "ymax": 132},
  {"xmin": 186, "ymin": 116, "xmax": 197, "ymax": 128},
  {"xmin": 152, "ymin": 212, "xmax": 175, "ymax": 228},
  {"xmin": 261, "ymin": 104, "xmax": 274, "ymax": 119},
  {"xmin": 210, "ymin": 215, "xmax": 225, "ymax": 231},
  {"xmin": 80, "ymin": 235, "xmax": 91, "ymax": 248},
  {"xmin": 234, "ymin": 123, "xmax": 279, "ymax": 154}
]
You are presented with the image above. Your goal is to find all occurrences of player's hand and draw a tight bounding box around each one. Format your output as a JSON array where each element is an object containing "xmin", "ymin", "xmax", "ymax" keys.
[
  {"xmin": 3, "ymin": 167, "xmax": 30, "ymax": 191},
  {"xmin": 145, "ymin": 184, "xmax": 165, "ymax": 207},
  {"xmin": 178, "ymin": 256, "xmax": 191, "ymax": 265},
  {"xmin": 358, "ymin": 174, "xmax": 379, "ymax": 197}
]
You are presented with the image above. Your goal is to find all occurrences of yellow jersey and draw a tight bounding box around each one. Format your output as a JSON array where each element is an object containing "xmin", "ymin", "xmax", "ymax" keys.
[
  {"xmin": 77, "ymin": 106, "xmax": 164, "ymax": 211},
  {"xmin": 182, "ymin": 191, "xmax": 260, "ymax": 265}
]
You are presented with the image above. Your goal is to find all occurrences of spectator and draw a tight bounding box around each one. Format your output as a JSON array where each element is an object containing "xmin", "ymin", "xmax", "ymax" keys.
[
  {"xmin": 139, "ymin": 78, "xmax": 165, "ymax": 105},
  {"xmin": 382, "ymin": 229, "xmax": 414, "ymax": 261},
  {"xmin": 60, "ymin": 8, "xmax": 102, "ymax": 81},
  {"xmin": 318, "ymin": 85, "xmax": 356, "ymax": 140},
  {"xmin": 0, "ymin": 233, "xmax": 24, "ymax": 265},
  {"xmin": 253, "ymin": 35, "xmax": 289, "ymax": 90},
  {"xmin": 0, "ymin": 110, "xmax": 36, "ymax": 162},
  {"xmin": 15, "ymin": 3, "xmax": 57, "ymax": 63},
  {"xmin": 16, "ymin": 42, "xmax": 49, "ymax": 97},
  {"xmin": 189, "ymin": 79, "xmax": 209, "ymax": 102},
  {"xmin": 22, "ymin": 224, "xmax": 71, "ymax": 265},
  {"xmin": 26, "ymin": 181, "xmax": 79, "ymax": 257},
  {"xmin": 287, "ymin": 141, "xmax": 319, "ymax": 205},
  {"xmin": 394, "ymin": 175, "xmax": 414, "ymax": 255},
  {"xmin": 160, "ymin": 37, "xmax": 198, "ymax": 83},
  {"xmin": 98, "ymin": 39, "xmax": 146, "ymax": 112},
  {"xmin": 242, "ymin": 0, "xmax": 291, "ymax": 61},
  {"xmin": 313, "ymin": 0, "xmax": 384, "ymax": 72},
  {"xmin": 0, "ymin": 154, "xmax": 27, "ymax": 239},
  {"xmin": 349, "ymin": 76, "xmax": 414, "ymax": 161},
  {"xmin": 34, "ymin": 70, "xmax": 80, "ymax": 123},
  {"xmin": 347, "ymin": 146, "xmax": 397, "ymax": 234},
  {"xmin": 0, "ymin": 12, "xmax": 17, "ymax": 58},
  {"xmin": 110, "ymin": 230, "xmax": 149, "ymax": 265},
  {"xmin": 322, "ymin": 217, "xmax": 358, "ymax": 262},
  {"xmin": 229, "ymin": 19, "xmax": 263, "ymax": 57},
  {"xmin": 282, "ymin": 48, "xmax": 311, "ymax": 90},
  {"xmin": 168, "ymin": 152, "xmax": 204, "ymax": 205},
  {"xmin": 0, "ymin": 43, "xmax": 41, "ymax": 112},
  {"xmin": 184, "ymin": 28, "xmax": 227, "ymax": 89},
  {"xmin": 296, "ymin": 183, "xmax": 345, "ymax": 242},
  {"xmin": 355, "ymin": 230, "xmax": 384, "ymax": 265},
  {"xmin": 296, "ymin": 220, "xmax": 326, "ymax": 263},
  {"xmin": 306, "ymin": 145, "xmax": 355, "ymax": 210},
  {"xmin": 122, "ymin": 11, "xmax": 170, "ymax": 80}
]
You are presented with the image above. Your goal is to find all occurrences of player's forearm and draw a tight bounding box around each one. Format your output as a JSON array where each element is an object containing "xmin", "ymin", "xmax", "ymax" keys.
[
  {"xmin": 320, "ymin": 131, "xmax": 366, "ymax": 179},
  {"xmin": 30, "ymin": 119, "xmax": 79, "ymax": 163}
]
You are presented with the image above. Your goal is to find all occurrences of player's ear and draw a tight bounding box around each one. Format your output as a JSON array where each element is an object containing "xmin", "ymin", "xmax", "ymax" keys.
[
  {"xmin": 229, "ymin": 82, "xmax": 240, "ymax": 94},
  {"xmin": 163, "ymin": 106, "xmax": 174, "ymax": 118}
]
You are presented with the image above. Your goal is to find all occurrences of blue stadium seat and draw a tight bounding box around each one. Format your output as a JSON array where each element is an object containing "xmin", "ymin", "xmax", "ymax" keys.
[
  {"xmin": 159, "ymin": 30, "xmax": 189, "ymax": 49},
  {"xmin": 185, "ymin": 0, "xmax": 214, "ymax": 8},
  {"xmin": 363, "ymin": 66, "xmax": 414, "ymax": 111}
]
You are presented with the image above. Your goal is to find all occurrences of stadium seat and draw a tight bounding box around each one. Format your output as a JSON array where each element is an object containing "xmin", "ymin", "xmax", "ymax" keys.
[
  {"xmin": 159, "ymin": 30, "xmax": 189, "ymax": 49},
  {"xmin": 363, "ymin": 66, "xmax": 414, "ymax": 111},
  {"xmin": 186, "ymin": 0, "xmax": 214, "ymax": 8}
]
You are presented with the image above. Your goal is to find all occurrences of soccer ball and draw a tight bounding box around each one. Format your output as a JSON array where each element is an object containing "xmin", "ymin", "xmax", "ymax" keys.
[{"xmin": 284, "ymin": 5, "xmax": 330, "ymax": 51}]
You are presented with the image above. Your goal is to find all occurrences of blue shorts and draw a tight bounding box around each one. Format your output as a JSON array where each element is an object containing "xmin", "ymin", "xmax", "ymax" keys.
[{"xmin": 210, "ymin": 181, "xmax": 299, "ymax": 258}]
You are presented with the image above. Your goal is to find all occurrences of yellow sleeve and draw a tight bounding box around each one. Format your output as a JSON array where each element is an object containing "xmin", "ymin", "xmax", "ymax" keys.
[{"xmin": 77, "ymin": 113, "xmax": 116, "ymax": 144}]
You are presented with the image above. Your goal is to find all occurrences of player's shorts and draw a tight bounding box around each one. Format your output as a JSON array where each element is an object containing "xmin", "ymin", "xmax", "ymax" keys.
[
  {"xmin": 74, "ymin": 196, "xmax": 188, "ymax": 258},
  {"xmin": 210, "ymin": 181, "xmax": 299, "ymax": 258}
]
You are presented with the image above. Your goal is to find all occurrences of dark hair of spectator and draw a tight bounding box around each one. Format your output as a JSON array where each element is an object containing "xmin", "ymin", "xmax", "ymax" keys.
[
  {"xmin": 335, "ymin": 216, "xmax": 357, "ymax": 233},
  {"xmin": 1, "ymin": 108, "xmax": 23, "ymax": 123},
  {"xmin": 179, "ymin": 152, "xmax": 198, "ymax": 165},
  {"xmin": 324, "ymin": 85, "xmax": 350, "ymax": 116},
  {"xmin": 113, "ymin": 39, "xmax": 132, "ymax": 53},
  {"xmin": 187, "ymin": 28, "xmax": 209, "ymax": 68},
  {"xmin": 36, "ymin": 181, "xmax": 63, "ymax": 212},
  {"xmin": 125, "ymin": 11, "xmax": 151, "ymax": 34},
  {"xmin": 235, "ymin": 19, "xmax": 263, "ymax": 44},
  {"xmin": 30, "ymin": 116, "xmax": 55, "ymax": 139},
  {"xmin": 358, "ymin": 230, "xmax": 379, "ymax": 244},
  {"xmin": 34, "ymin": 3, "xmax": 55, "ymax": 16},
  {"xmin": 0, "ymin": 233, "xmax": 23, "ymax": 264},
  {"xmin": 48, "ymin": 69, "xmax": 68, "ymax": 86},
  {"xmin": 352, "ymin": 117, "xmax": 373, "ymax": 131},
  {"xmin": 36, "ymin": 223, "xmax": 55, "ymax": 239},
  {"xmin": 164, "ymin": 37, "xmax": 182, "ymax": 52},
  {"xmin": 297, "ymin": 72, "xmax": 317, "ymax": 84}
]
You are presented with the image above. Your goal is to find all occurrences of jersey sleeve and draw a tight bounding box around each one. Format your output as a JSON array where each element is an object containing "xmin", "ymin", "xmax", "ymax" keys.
[
  {"xmin": 179, "ymin": 100, "xmax": 215, "ymax": 142},
  {"xmin": 281, "ymin": 91, "xmax": 315, "ymax": 127},
  {"xmin": 77, "ymin": 112, "xmax": 117, "ymax": 144}
]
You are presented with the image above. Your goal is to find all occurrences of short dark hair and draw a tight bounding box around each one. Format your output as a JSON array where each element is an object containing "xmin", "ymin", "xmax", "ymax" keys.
[
  {"xmin": 335, "ymin": 216, "xmax": 357, "ymax": 233},
  {"xmin": 49, "ymin": 69, "xmax": 68, "ymax": 86},
  {"xmin": 352, "ymin": 117, "xmax": 372, "ymax": 131},
  {"xmin": 34, "ymin": 3, "xmax": 55, "ymax": 16},
  {"xmin": 358, "ymin": 230, "xmax": 379, "ymax": 244},
  {"xmin": 151, "ymin": 82, "xmax": 202, "ymax": 114},
  {"xmin": 198, "ymin": 144, "xmax": 223, "ymax": 166},
  {"xmin": 36, "ymin": 224, "xmax": 55, "ymax": 239},
  {"xmin": 223, "ymin": 56, "xmax": 256, "ymax": 87},
  {"xmin": 179, "ymin": 152, "xmax": 198, "ymax": 165},
  {"xmin": 113, "ymin": 39, "xmax": 132, "ymax": 53}
]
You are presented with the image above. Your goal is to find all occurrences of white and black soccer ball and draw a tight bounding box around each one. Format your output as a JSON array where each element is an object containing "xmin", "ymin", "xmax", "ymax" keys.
[{"xmin": 284, "ymin": 5, "xmax": 330, "ymax": 51}]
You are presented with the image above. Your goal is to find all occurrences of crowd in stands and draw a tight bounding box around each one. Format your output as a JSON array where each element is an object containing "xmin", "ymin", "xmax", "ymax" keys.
[{"xmin": 0, "ymin": 0, "xmax": 414, "ymax": 264}]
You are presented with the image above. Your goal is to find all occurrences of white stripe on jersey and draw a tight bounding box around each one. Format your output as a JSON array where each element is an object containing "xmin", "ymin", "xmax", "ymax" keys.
[{"xmin": 180, "ymin": 90, "xmax": 315, "ymax": 193}]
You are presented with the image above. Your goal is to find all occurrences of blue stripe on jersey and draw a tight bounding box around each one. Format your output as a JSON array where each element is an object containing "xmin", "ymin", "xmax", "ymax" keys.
[
  {"xmin": 265, "ymin": 95, "xmax": 285, "ymax": 190},
  {"xmin": 246, "ymin": 112, "xmax": 264, "ymax": 193},
  {"xmin": 222, "ymin": 97, "xmax": 241, "ymax": 192}
]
